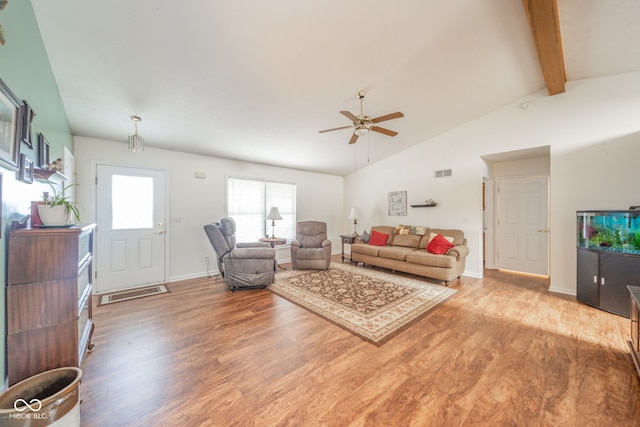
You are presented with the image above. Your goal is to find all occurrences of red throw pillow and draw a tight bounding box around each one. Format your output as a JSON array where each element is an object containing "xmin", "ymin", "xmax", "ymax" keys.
[
  {"xmin": 426, "ymin": 233, "xmax": 455, "ymax": 254},
  {"xmin": 368, "ymin": 230, "xmax": 389, "ymax": 246}
]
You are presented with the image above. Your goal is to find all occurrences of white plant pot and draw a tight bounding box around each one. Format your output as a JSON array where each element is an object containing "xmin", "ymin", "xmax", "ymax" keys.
[{"xmin": 38, "ymin": 204, "xmax": 71, "ymax": 226}]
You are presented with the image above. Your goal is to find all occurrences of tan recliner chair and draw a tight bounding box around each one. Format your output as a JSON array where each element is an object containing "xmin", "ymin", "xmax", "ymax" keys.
[
  {"xmin": 290, "ymin": 221, "xmax": 332, "ymax": 270},
  {"xmin": 204, "ymin": 217, "xmax": 276, "ymax": 290}
]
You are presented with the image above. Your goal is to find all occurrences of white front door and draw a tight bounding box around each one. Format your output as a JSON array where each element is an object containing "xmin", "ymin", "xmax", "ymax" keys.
[
  {"xmin": 497, "ymin": 176, "xmax": 549, "ymax": 276},
  {"xmin": 95, "ymin": 164, "xmax": 166, "ymax": 293}
]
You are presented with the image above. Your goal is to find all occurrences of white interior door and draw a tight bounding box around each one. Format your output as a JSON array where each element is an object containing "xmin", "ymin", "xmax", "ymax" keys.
[
  {"xmin": 96, "ymin": 164, "xmax": 166, "ymax": 293},
  {"xmin": 497, "ymin": 176, "xmax": 549, "ymax": 276}
]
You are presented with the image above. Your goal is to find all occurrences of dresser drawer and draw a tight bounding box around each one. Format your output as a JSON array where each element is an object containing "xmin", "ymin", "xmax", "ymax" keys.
[
  {"xmin": 78, "ymin": 261, "xmax": 92, "ymax": 303},
  {"xmin": 78, "ymin": 291, "xmax": 91, "ymax": 342},
  {"xmin": 78, "ymin": 227, "xmax": 94, "ymax": 267}
]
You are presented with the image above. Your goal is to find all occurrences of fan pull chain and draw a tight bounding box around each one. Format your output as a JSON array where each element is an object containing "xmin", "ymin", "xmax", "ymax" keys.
[{"xmin": 353, "ymin": 144, "xmax": 357, "ymax": 174}]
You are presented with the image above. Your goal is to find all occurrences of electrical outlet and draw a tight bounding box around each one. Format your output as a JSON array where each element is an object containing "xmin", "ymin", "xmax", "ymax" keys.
[{"xmin": 204, "ymin": 256, "xmax": 209, "ymax": 264}]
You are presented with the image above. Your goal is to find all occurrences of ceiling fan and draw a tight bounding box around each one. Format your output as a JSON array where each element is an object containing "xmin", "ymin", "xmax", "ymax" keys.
[{"xmin": 319, "ymin": 90, "xmax": 404, "ymax": 144}]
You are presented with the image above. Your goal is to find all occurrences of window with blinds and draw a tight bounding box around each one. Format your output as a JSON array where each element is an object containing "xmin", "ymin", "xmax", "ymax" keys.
[{"xmin": 227, "ymin": 177, "xmax": 296, "ymax": 243}]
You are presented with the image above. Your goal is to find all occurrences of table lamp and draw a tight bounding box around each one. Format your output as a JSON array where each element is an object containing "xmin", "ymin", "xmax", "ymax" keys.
[
  {"xmin": 266, "ymin": 207, "xmax": 282, "ymax": 238},
  {"xmin": 348, "ymin": 206, "xmax": 361, "ymax": 237}
]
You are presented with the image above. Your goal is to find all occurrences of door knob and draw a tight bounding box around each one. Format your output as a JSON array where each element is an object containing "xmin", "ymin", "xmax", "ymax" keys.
[
  {"xmin": 537, "ymin": 228, "xmax": 549, "ymax": 233},
  {"xmin": 154, "ymin": 222, "xmax": 164, "ymax": 234}
]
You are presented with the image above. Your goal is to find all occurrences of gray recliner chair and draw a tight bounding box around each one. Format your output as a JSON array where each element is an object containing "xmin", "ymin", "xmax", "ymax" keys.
[
  {"xmin": 204, "ymin": 217, "xmax": 276, "ymax": 290},
  {"xmin": 290, "ymin": 221, "xmax": 332, "ymax": 270}
]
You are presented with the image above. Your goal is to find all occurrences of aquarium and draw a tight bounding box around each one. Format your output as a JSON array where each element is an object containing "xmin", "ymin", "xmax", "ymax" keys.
[{"xmin": 577, "ymin": 210, "xmax": 640, "ymax": 255}]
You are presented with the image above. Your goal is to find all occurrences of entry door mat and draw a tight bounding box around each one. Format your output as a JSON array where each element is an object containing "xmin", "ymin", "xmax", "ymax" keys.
[
  {"xmin": 98, "ymin": 284, "xmax": 169, "ymax": 306},
  {"xmin": 269, "ymin": 263, "xmax": 456, "ymax": 346}
]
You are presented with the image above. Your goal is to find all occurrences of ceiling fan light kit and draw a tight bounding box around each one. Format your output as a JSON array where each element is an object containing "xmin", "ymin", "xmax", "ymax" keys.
[
  {"xmin": 354, "ymin": 127, "xmax": 369, "ymax": 137},
  {"xmin": 319, "ymin": 90, "xmax": 404, "ymax": 144}
]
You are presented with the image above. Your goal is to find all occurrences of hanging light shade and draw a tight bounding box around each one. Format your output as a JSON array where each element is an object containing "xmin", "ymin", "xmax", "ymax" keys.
[{"xmin": 128, "ymin": 115, "xmax": 144, "ymax": 152}]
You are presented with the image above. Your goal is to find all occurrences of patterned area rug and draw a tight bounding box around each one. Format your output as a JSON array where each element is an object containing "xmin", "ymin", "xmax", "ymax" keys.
[{"xmin": 270, "ymin": 263, "xmax": 456, "ymax": 345}]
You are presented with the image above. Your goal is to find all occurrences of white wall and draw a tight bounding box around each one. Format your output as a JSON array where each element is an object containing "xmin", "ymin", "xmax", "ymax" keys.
[
  {"xmin": 344, "ymin": 71, "xmax": 640, "ymax": 294},
  {"xmin": 74, "ymin": 137, "xmax": 344, "ymax": 283}
]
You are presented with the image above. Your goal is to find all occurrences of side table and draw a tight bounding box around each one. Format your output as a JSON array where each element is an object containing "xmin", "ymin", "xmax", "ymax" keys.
[
  {"xmin": 259, "ymin": 237, "xmax": 287, "ymax": 269},
  {"xmin": 259, "ymin": 237, "xmax": 287, "ymax": 248},
  {"xmin": 340, "ymin": 234, "xmax": 357, "ymax": 262}
]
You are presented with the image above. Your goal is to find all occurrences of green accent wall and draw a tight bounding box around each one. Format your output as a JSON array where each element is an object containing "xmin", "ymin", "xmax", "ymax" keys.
[{"xmin": 0, "ymin": 1, "xmax": 73, "ymax": 389}]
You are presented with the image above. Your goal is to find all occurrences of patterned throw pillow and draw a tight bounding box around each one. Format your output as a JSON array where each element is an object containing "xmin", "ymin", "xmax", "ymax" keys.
[
  {"xmin": 395, "ymin": 224, "xmax": 411, "ymax": 235},
  {"xmin": 426, "ymin": 234, "xmax": 455, "ymax": 254},
  {"xmin": 361, "ymin": 230, "xmax": 371, "ymax": 243},
  {"xmin": 395, "ymin": 224, "xmax": 428, "ymax": 236},
  {"xmin": 368, "ymin": 230, "xmax": 389, "ymax": 246}
]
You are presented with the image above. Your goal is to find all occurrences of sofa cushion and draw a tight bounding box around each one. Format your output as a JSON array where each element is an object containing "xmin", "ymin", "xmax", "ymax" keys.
[
  {"xmin": 378, "ymin": 246, "xmax": 416, "ymax": 261},
  {"xmin": 392, "ymin": 234, "xmax": 421, "ymax": 248},
  {"xmin": 369, "ymin": 230, "xmax": 389, "ymax": 246},
  {"xmin": 351, "ymin": 243, "xmax": 380, "ymax": 256},
  {"xmin": 406, "ymin": 250, "xmax": 457, "ymax": 269},
  {"xmin": 295, "ymin": 247, "xmax": 327, "ymax": 260},
  {"xmin": 427, "ymin": 234, "xmax": 455, "ymax": 254}
]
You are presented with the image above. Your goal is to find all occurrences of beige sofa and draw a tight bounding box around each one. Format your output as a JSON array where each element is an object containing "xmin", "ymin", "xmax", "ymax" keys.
[{"xmin": 350, "ymin": 225, "xmax": 469, "ymax": 285}]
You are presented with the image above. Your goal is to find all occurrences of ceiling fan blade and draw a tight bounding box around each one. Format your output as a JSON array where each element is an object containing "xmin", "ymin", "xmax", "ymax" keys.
[
  {"xmin": 371, "ymin": 112, "xmax": 404, "ymax": 123},
  {"xmin": 348, "ymin": 133, "xmax": 359, "ymax": 144},
  {"xmin": 319, "ymin": 125, "xmax": 352, "ymax": 133},
  {"xmin": 372, "ymin": 126, "xmax": 398, "ymax": 137},
  {"xmin": 340, "ymin": 110, "xmax": 358, "ymax": 122}
]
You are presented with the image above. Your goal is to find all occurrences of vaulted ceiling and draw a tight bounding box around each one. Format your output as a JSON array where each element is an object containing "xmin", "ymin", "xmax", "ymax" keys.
[{"xmin": 31, "ymin": 0, "xmax": 640, "ymax": 175}]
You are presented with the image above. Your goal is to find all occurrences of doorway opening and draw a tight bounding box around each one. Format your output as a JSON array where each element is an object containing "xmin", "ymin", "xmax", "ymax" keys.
[{"xmin": 481, "ymin": 146, "xmax": 550, "ymax": 277}]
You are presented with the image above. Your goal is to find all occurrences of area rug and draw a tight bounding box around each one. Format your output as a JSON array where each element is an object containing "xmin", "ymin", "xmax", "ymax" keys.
[
  {"xmin": 269, "ymin": 263, "xmax": 456, "ymax": 345},
  {"xmin": 98, "ymin": 284, "xmax": 169, "ymax": 306}
]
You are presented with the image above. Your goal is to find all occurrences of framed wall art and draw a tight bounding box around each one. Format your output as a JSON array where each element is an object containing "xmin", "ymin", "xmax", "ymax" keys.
[
  {"xmin": 0, "ymin": 78, "xmax": 23, "ymax": 170},
  {"xmin": 19, "ymin": 153, "xmax": 34, "ymax": 183},
  {"xmin": 388, "ymin": 191, "xmax": 407, "ymax": 216},
  {"xmin": 37, "ymin": 132, "xmax": 50, "ymax": 168},
  {"xmin": 21, "ymin": 101, "xmax": 35, "ymax": 149}
]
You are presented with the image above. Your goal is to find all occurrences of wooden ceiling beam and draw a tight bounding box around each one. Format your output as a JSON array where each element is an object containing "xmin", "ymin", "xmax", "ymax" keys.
[{"xmin": 523, "ymin": 0, "xmax": 566, "ymax": 95}]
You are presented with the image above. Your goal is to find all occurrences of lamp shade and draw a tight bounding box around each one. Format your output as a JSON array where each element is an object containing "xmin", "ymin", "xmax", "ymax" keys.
[
  {"xmin": 348, "ymin": 207, "xmax": 360, "ymax": 220},
  {"xmin": 128, "ymin": 115, "xmax": 144, "ymax": 152},
  {"xmin": 266, "ymin": 207, "xmax": 282, "ymax": 220},
  {"xmin": 128, "ymin": 134, "xmax": 144, "ymax": 152}
]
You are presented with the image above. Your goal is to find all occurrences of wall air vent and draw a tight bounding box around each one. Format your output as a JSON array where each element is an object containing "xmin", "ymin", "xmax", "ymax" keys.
[{"xmin": 434, "ymin": 169, "xmax": 453, "ymax": 178}]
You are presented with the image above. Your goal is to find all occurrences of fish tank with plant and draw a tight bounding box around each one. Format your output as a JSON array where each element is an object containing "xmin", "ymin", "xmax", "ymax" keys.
[{"xmin": 577, "ymin": 210, "xmax": 640, "ymax": 255}]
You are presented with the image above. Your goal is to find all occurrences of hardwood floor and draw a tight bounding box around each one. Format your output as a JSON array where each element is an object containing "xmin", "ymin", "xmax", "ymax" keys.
[{"xmin": 79, "ymin": 258, "xmax": 640, "ymax": 426}]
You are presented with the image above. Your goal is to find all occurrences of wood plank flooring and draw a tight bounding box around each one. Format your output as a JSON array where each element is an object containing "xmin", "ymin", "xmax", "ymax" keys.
[{"xmin": 79, "ymin": 259, "xmax": 640, "ymax": 426}]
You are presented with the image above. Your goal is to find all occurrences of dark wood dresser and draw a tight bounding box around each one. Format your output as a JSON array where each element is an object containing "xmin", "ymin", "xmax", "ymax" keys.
[{"xmin": 7, "ymin": 224, "xmax": 96, "ymax": 386}]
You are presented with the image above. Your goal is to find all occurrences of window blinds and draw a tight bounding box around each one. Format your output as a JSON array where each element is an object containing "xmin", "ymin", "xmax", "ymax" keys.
[{"xmin": 227, "ymin": 177, "xmax": 296, "ymax": 243}]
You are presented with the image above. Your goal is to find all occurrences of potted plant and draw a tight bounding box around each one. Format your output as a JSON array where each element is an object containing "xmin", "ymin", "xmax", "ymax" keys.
[{"xmin": 37, "ymin": 182, "xmax": 81, "ymax": 225}]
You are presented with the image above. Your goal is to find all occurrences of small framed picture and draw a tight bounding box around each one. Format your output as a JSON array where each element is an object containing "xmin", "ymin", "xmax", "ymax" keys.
[
  {"xmin": 19, "ymin": 153, "xmax": 34, "ymax": 183},
  {"xmin": 21, "ymin": 101, "xmax": 35, "ymax": 149},
  {"xmin": 37, "ymin": 132, "xmax": 50, "ymax": 168}
]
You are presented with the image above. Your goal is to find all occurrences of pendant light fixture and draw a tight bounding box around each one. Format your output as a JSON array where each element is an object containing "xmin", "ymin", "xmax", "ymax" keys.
[{"xmin": 128, "ymin": 115, "xmax": 144, "ymax": 152}]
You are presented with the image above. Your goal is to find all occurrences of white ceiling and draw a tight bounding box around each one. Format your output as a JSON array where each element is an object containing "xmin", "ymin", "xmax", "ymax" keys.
[{"xmin": 31, "ymin": 0, "xmax": 640, "ymax": 176}]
